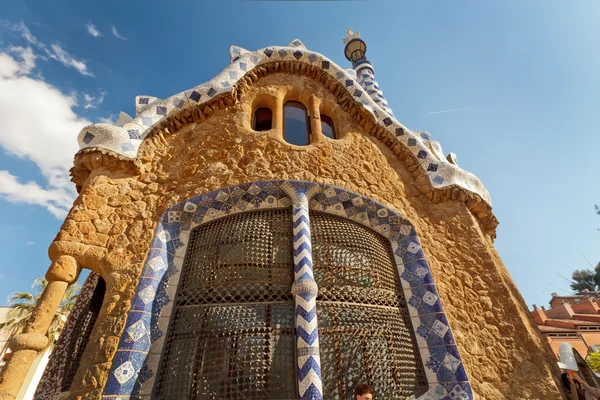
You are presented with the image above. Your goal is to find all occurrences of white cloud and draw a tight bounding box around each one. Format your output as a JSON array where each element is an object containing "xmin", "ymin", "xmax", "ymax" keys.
[
  {"xmin": 6, "ymin": 46, "xmax": 35, "ymax": 75},
  {"xmin": 0, "ymin": 172, "xmax": 72, "ymax": 218},
  {"xmin": 25, "ymin": 241, "xmax": 35, "ymax": 245},
  {"xmin": 0, "ymin": 50, "xmax": 91, "ymax": 218},
  {"xmin": 98, "ymin": 114, "xmax": 114, "ymax": 124},
  {"xmin": 111, "ymin": 26, "xmax": 127, "ymax": 41},
  {"xmin": 86, "ymin": 22, "xmax": 100, "ymax": 38},
  {"xmin": 50, "ymin": 44, "xmax": 94, "ymax": 77},
  {"xmin": 9, "ymin": 21, "xmax": 93, "ymax": 77},
  {"xmin": 82, "ymin": 90, "xmax": 106, "ymax": 109},
  {"xmin": 11, "ymin": 21, "xmax": 43, "ymax": 48}
]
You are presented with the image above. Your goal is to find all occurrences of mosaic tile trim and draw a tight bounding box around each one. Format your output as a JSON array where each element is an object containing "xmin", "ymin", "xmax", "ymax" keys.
[
  {"xmin": 289, "ymin": 189, "xmax": 323, "ymax": 400},
  {"xmin": 75, "ymin": 39, "xmax": 491, "ymax": 207},
  {"xmin": 35, "ymin": 273, "xmax": 100, "ymax": 400},
  {"xmin": 103, "ymin": 180, "xmax": 472, "ymax": 400}
]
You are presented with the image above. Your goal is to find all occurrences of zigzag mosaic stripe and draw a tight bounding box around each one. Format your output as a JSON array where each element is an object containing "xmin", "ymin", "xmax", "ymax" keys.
[{"xmin": 292, "ymin": 191, "xmax": 323, "ymax": 400}]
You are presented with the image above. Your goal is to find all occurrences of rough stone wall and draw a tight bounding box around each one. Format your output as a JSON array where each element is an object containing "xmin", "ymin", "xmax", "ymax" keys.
[{"xmin": 54, "ymin": 73, "xmax": 564, "ymax": 399}]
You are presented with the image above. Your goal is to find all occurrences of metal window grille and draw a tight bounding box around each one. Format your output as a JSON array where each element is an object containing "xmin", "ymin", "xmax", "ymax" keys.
[
  {"xmin": 60, "ymin": 277, "xmax": 105, "ymax": 392},
  {"xmin": 155, "ymin": 209, "xmax": 296, "ymax": 400},
  {"xmin": 310, "ymin": 211, "xmax": 425, "ymax": 399}
]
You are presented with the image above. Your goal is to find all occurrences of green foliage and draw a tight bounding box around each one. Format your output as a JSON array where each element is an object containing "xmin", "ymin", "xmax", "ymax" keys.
[
  {"xmin": 0, "ymin": 278, "xmax": 80, "ymax": 347},
  {"xmin": 587, "ymin": 351, "xmax": 600, "ymax": 373},
  {"xmin": 594, "ymin": 262, "xmax": 600, "ymax": 289},
  {"xmin": 571, "ymin": 269, "xmax": 597, "ymax": 293}
]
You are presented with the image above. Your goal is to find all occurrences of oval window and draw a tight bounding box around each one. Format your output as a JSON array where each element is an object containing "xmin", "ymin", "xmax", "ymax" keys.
[{"xmin": 284, "ymin": 101, "xmax": 310, "ymax": 146}]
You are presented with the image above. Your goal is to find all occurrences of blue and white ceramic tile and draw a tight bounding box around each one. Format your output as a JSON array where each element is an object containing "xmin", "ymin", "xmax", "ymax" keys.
[
  {"xmin": 104, "ymin": 350, "xmax": 148, "ymax": 395},
  {"xmin": 422, "ymin": 345, "xmax": 468, "ymax": 384},
  {"xmin": 400, "ymin": 258, "xmax": 435, "ymax": 288},
  {"xmin": 406, "ymin": 284, "xmax": 444, "ymax": 317},
  {"xmin": 412, "ymin": 313, "xmax": 456, "ymax": 349}
]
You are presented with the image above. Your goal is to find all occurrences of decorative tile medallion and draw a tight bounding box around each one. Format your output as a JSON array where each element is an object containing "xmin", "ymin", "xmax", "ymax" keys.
[{"xmin": 103, "ymin": 180, "xmax": 472, "ymax": 400}]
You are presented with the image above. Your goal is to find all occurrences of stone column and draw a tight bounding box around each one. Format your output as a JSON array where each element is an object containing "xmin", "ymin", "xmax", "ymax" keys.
[
  {"xmin": 0, "ymin": 255, "xmax": 80, "ymax": 400},
  {"xmin": 273, "ymin": 91, "xmax": 285, "ymax": 139},
  {"xmin": 291, "ymin": 190, "xmax": 323, "ymax": 400},
  {"xmin": 308, "ymin": 95, "xmax": 323, "ymax": 143}
]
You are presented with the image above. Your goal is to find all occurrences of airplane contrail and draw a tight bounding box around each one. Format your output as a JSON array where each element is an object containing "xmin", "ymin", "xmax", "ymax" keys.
[{"xmin": 428, "ymin": 106, "xmax": 474, "ymax": 115}]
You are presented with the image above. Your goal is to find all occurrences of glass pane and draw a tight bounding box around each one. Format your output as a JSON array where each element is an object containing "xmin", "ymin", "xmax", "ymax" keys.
[
  {"xmin": 284, "ymin": 102, "xmax": 310, "ymax": 145},
  {"xmin": 253, "ymin": 108, "xmax": 272, "ymax": 131},
  {"xmin": 321, "ymin": 115, "xmax": 335, "ymax": 139}
]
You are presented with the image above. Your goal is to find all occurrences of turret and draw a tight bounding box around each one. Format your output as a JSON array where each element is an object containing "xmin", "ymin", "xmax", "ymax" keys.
[{"xmin": 343, "ymin": 28, "xmax": 394, "ymax": 117}]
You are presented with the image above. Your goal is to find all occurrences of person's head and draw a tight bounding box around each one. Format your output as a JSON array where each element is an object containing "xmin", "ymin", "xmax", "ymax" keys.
[
  {"xmin": 354, "ymin": 383, "xmax": 373, "ymax": 400},
  {"xmin": 561, "ymin": 372, "xmax": 581, "ymax": 391}
]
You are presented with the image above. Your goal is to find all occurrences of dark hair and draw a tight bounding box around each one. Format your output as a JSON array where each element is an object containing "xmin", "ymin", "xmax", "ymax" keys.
[
  {"xmin": 561, "ymin": 373, "xmax": 580, "ymax": 391},
  {"xmin": 355, "ymin": 383, "xmax": 373, "ymax": 396},
  {"xmin": 561, "ymin": 373, "xmax": 571, "ymax": 390}
]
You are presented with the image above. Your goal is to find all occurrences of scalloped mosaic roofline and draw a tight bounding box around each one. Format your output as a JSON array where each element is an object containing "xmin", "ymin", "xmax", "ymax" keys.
[{"xmin": 73, "ymin": 39, "xmax": 497, "ymax": 236}]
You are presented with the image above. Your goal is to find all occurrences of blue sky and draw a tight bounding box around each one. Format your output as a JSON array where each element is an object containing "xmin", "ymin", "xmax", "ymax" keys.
[{"xmin": 0, "ymin": 1, "xmax": 598, "ymax": 310}]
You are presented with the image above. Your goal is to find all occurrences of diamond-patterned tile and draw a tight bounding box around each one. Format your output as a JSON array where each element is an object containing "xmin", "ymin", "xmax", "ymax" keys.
[
  {"xmin": 126, "ymin": 320, "xmax": 148, "ymax": 342},
  {"xmin": 83, "ymin": 131, "xmax": 95, "ymax": 144},
  {"xmin": 114, "ymin": 361, "xmax": 135, "ymax": 385}
]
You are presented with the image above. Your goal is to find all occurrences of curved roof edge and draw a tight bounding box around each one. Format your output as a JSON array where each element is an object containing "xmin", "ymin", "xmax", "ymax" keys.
[{"xmin": 75, "ymin": 39, "xmax": 492, "ymax": 206}]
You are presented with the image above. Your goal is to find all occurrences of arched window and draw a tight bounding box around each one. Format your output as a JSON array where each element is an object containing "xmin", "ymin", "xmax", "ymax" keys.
[
  {"xmin": 284, "ymin": 101, "xmax": 310, "ymax": 145},
  {"xmin": 321, "ymin": 115, "xmax": 336, "ymax": 139},
  {"xmin": 310, "ymin": 211, "xmax": 425, "ymax": 398},
  {"xmin": 253, "ymin": 107, "xmax": 272, "ymax": 131}
]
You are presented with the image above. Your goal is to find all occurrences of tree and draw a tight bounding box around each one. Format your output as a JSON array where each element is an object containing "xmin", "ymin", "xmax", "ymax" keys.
[
  {"xmin": 571, "ymin": 269, "xmax": 597, "ymax": 293},
  {"xmin": 594, "ymin": 262, "xmax": 600, "ymax": 289},
  {"xmin": 587, "ymin": 351, "xmax": 600, "ymax": 373},
  {"xmin": 0, "ymin": 278, "xmax": 80, "ymax": 347}
]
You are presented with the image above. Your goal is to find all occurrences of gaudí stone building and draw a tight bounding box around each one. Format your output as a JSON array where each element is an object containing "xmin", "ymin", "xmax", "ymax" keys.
[{"xmin": 0, "ymin": 32, "xmax": 566, "ymax": 400}]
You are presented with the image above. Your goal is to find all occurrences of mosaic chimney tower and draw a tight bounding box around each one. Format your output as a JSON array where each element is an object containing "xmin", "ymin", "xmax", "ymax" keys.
[
  {"xmin": 0, "ymin": 32, "xmax": 566, "ymax": 400},
  {"xmin": 344, "ymin": 29, "xmax": 394, "ymax": 117}
]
